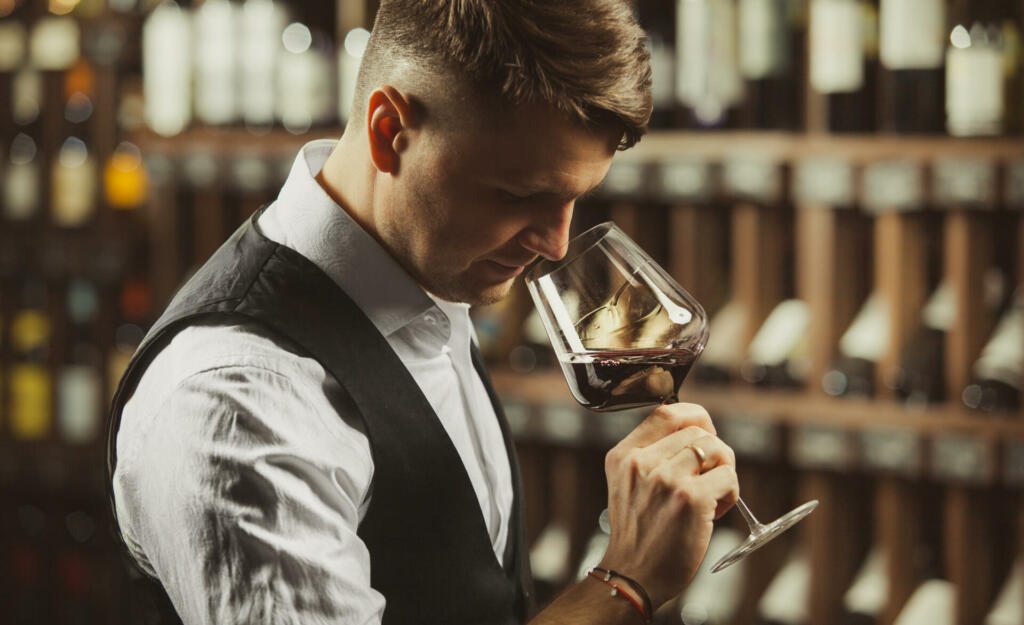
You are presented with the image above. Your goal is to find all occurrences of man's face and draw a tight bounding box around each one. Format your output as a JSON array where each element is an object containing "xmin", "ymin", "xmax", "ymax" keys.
[{"xmin": 376, "ymin": 101, "xmax": 620, "ymax": 306}]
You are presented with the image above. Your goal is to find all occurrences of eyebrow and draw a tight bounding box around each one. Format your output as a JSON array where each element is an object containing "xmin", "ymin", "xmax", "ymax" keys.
[{"xmin": 510, "ymin": 180, "xmax": 601, "ymax": 202}]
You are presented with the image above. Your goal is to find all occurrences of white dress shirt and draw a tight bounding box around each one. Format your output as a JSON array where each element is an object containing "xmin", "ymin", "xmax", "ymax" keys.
[{"xmin": 113, "ymin": 140, "xmax": 515, "ymax": 625}]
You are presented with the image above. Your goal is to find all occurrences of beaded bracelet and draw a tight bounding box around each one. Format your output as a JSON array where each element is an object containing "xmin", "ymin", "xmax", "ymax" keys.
[{"xmin": 589, "ymin": 566, "xmax": 654, "ymax": 623}]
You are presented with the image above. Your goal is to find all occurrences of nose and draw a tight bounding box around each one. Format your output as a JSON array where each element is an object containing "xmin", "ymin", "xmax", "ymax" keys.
[{"xmin": 516, "ymin": 201, "xmax": 574, "ymax": 261}]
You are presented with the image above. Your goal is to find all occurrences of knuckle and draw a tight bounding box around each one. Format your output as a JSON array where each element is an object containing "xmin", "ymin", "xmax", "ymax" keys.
[
  {"xmin": 671, "ymin": 485, "xmax": 693, "ymax": 506},
  {"xmin": 626, "ymin": 451, "xmax": 645, "ymax": 475},
  {"xmin": 676, "ymin": 402, "xmax": 715, "ymax": 433},
  {"xmin": 605, "ymin": 447, "xmax": 624, "ymax": 471},
  {"xmin": 652, "ymin": 404, "xmax": 680, "ymax": 426},
  {"xmin": 684, "ymin": 425, "xmax": 706, "ymax": 439}
]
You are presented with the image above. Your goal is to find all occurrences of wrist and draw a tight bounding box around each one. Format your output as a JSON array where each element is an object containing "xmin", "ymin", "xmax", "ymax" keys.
[{"xmin": 587, "ymin": 566, "xmax": 653, "ymax": 624}]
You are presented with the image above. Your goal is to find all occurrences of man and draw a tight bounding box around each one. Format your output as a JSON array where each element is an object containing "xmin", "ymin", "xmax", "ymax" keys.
[{"xmin": 107, "ymin": 1, "xmax": 740, "ymax": 623}]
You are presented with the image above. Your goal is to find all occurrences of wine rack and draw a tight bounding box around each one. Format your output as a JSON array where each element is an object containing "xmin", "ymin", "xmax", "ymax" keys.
[{"xmin": 483, "ymin": 130, "xmax": 1024, "ymax": 625}]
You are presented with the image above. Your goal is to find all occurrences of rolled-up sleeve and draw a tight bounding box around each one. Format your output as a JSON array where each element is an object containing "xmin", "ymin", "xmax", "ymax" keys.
[{"xmin": 113, "ymin": 363, "xmax": 385, "ymax": 625}]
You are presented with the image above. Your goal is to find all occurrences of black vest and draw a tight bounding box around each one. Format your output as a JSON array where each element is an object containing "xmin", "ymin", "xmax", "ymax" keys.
[{"xmin": 105, "ymin": 208, "xmax": 535, "ymax": 624}]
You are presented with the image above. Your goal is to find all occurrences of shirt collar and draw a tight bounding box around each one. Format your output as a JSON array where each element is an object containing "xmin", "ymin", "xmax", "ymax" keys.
[{"xmin": 258, "ymin": 139, "xmax": 458, "ymax": 343}]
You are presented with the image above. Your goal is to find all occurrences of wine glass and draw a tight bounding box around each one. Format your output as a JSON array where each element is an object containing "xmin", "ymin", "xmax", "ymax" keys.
[{"xmin": 523, "ymin": 221, "xmax": 817, "ymax": 573}]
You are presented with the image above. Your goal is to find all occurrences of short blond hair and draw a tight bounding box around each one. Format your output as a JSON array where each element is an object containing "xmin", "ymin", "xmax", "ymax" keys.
[{"xmin": 354, "ymin": 0, "xmax": 652, "ymax": 150}]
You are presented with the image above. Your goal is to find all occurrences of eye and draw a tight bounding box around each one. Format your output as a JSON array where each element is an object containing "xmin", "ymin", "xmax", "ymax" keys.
[{"xmin": 497, "ymin": 189, "xmax": 530, "ymax": 203}]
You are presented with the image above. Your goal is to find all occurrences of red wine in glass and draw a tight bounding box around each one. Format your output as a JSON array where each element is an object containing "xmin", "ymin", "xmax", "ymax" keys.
[{"xmin": 561, "ymin": 348, "xmax": 699, "ymax": 411}]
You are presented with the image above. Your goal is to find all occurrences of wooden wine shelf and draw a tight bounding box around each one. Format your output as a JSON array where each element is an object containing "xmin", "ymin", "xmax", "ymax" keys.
[
  {"xmin": 131, "ymin": 127, "xmax": 1024, "ymax": 163},
  {"xmin": 492, "ymin": 368, "xmax": 1024, "ymax": 486}
]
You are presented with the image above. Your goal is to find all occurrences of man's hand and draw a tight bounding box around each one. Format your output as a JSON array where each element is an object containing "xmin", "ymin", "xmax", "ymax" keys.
[{"xmin": 598, "ymin": 403, "xmax": 740, "ymax": 609}]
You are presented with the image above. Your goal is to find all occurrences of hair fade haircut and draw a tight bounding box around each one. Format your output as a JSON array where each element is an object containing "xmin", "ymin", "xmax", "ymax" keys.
[{"xmin": 355, "ymin": 0, "xmax": 653, "ymax": 150}]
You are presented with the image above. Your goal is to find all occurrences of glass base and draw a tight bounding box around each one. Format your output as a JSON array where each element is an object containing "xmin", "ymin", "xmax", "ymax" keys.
[{"xmin": 710, "ymin": 499, "xmax": 819, "ymax": 573}]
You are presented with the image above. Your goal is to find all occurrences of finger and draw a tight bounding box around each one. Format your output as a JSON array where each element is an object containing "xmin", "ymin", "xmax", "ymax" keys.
[
  {"xmin": 618, "ymin": 403, "xmax": 715, "ymax": 450},
  {"xmin": 662, "ymin": 434, "xmax": 734, "ymax": 475},
  {"xmin": 638, "ymin": 427, "xmax": 734, "ymax": 470},
  {"xmin": 695, "ymin": 464, "xmax": 740, "ymax": 519}
]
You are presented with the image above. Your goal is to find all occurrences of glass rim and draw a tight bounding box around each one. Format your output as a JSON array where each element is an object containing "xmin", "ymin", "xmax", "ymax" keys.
[{"xmin": 524, "ymin": 221, "xmax": 621, "ymax": 283}]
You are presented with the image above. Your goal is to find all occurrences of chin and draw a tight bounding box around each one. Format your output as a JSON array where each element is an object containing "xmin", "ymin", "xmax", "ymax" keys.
[{"xmin": 431, "ymin": 275, "xmax": 516, "ymax": 306}]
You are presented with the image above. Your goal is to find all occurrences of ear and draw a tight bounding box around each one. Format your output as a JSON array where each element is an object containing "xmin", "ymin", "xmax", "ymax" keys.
[{"xmin": 366, "ymin": 85, "xmax": 413, "ymax": 175}]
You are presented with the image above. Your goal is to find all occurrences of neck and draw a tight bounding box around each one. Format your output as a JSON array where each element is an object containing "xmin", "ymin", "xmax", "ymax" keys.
[{"xmin": 315, "ymin": 127, "xmax": 381, "ymax": 240}]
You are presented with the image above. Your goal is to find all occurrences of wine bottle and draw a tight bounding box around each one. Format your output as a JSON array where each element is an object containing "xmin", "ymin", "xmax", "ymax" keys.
[
  {"xmin": 194, "ymin": 0, "xmax": 238, "ymax": 126},
  {"xmin": 103, "ymin": 141, "xmax": 149, "ymax": 212},
  {"xmin": 529, "ymin": 519, "xmax": 571, "ymax": 597},
  {"xmin": 675, "ymin": 0, "xmax": 744, "ymax": 129},
  {"xmin": 28, "ymin": 15, "xmax": 80, "ymax": 72},
  {"xmin": 3, "ymin": 132, "xmax": 41, "ymax": 222},
  {"xmin": 692, "ymin": 299, "xmax": 747, "ymax": 384},
  {"xmin": 738, "ymin": 0, "xmax": 804, "ymax": 130},
  {"xmin": 8, "ymin": 276, "xmax": 53, "ymax": 441},
  {"xmin": 810, "ymin": 0, "xmax": 879, "ymax": 132},
  {"xmin": 878, "ymin": 0, "xmax": 946, "ymax": 133},
  {"xmin": 892, "ymin": 281, "xmax": 952, "ymax": 408},
  {"xmin": 143, "ymin": 1, "xmax": 192, "ymax": 136},
  {"xmin": 741, "ymin": 299, "xmax": 811, "ymax": 389},
  {"xmin": 338, "ymin": 26, "xmax": 371, "ymax": 125},
  {"xmin": 1000, "ymin": 5, "xmax": 1023, "ymax": 135},
  {"xmin": 107, "ymin": 276, "xmax": 151, "ymax": 400},
  {"xmin": 12, "ymin": 65, "xmax": 42, "ymax": 137},
  {"xmin": 822, "ymin": 293, "xmax": 890, "ymax": 398},
  {"xmin": 840, "ymin": 545, "xmax": 888, "ymax": 625},
  {"xmin": 277, "ymin": 24, "xmax": 335, "ymax": 134},
  {"xmin": 678, "ymin": 527, "xmax": 747, "ymax": 625},
  {"xmin": 0, "ymin": 19, "xmax": 27, "ymax": 141},
  {"xmin": 891, "ymin": 579, "xmax": 954, "ymax": 625},
  {"xmin": 51, "ymin": 136, "xmax": 98, "ymax": 228},
  {"xmin": 945, "ymin": 1, "xmax": 1005, "ymax": 136},
  {"xmin": 638, "ymin": 1, "xmax": 676, "ymax": 129},
  {"xmin": 239, "ymin": 0, "xmax": 285, "ymax": 130},
  {"xmin": 58, "ymin": 279, "xmax": 103, "ymax": 445},
  {"xmin": 756, "ymin": 549, "xmax": 811, "ymax": 625},
  {"xmin": 961, "ymin": 289, "xmax": 1021, "ymax": 413},
  {"xmin": 985, "ymin": 555, "xmax": 1024, "ymax": 625}
]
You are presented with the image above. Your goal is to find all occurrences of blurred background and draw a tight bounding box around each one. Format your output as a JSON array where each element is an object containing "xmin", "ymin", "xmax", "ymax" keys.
[{"xmin": 0, "ymin": 0, "xmax": 1022, "ymax": 623}]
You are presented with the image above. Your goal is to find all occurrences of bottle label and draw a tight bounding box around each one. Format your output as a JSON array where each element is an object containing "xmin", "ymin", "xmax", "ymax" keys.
[
  {"xmin": 29, "ymin": 16, "xmax": 80, "ymax": 71},
  {"xmin": 839, "ymin": 293, "xmax": 890, "ymax": 361},
  {"xmin": 748, "ymin": 299, "xmax": 810, "ymax": 366},
  {"xmin": 0, "ymin": 21, "xmax": 26, "ymax": 71},
  {"xmin": 758, "ymin": 550, "xmax": 811, "ymax": 623},
  {"xmin": 12, "ymin": 68, "xmax": 42, "ymax": 126},
  {"xmin": 648, "ymin": 33, "xmax": 676, "ymax": 110},
  {"xmin": 946, "ymin": 44, "xmax": 1004, "ymax": 136},
  {"xmin": 52, "ymin": 152, "xmax": 98, "ymax": 228},
  {"xmin": 58, "ymin": 365, "xmax": 102, "ymax": 444},
  {"xmin": 700, "ymin": 300, "xmax": 747, "ymax": 368},
  {"xmin": 973, "ymin": 293, "xmax": 1022, "ymax": 388},
  {"xmin": 676, "ymin": 0, "xmax": 743, "ymax": 123},
  {"xmin": 11, "ymin": 310, "xmax": 50, "ymax": 354},
  {"xmin": 842, "ymin": 546, "xmax": 888, "ymax": 616},
  {"xmin": 3, "ymin": 162, "xmax": 41, "ymax": 221},
  {"xmin": 194, "ymin": 0, "xmax": 238, "ymax": 125},
  {"xmin": 240, "ymin": 0, "xmax": 286, "ymax": 126},
  {"xmin": 879, "ymin": 0, "xmax": 945, "ymax": 69},
  {"xmin": 143, "ymin": 3, "xmax": 193, "ymax": 136},
  {"xmin": 10, "ymin": 364, "xmax": 52, "ymax": 440},
  {"xmin": 921, "ymin": 282, "xmax": 955, "ymax": 331},
  {"xmin": 739, "ymin": 0, "xmax": 788, "ymax": 79},
  {"xmin": 810, "ymin": 0, "xmax": 865, "ymax": 93}
]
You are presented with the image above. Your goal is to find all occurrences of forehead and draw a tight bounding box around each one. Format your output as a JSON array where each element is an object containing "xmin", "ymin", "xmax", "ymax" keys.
[{"xmin": 442, "ymin": 101, "xmax": 620, "ymax": 196}]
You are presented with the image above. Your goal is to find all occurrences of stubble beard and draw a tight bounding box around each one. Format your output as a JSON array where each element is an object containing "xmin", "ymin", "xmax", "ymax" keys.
[{"xmin": 421, "ymin": 268, "xmax": 515, "ymax": 306}]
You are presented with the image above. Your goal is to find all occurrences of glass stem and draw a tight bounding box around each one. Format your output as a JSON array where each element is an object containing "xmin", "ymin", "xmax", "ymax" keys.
[{"xmin": 735, "ymin": 497, "xmax": 765, "ymax": 535}]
